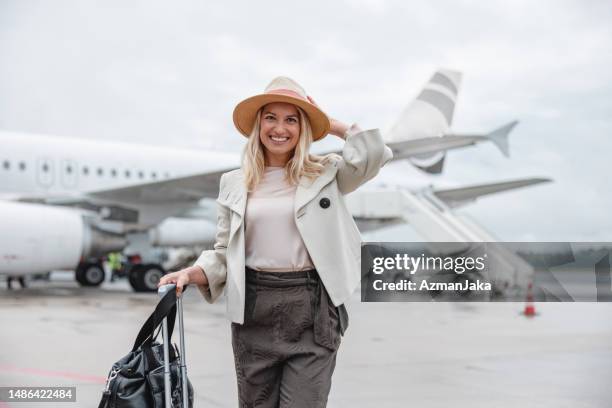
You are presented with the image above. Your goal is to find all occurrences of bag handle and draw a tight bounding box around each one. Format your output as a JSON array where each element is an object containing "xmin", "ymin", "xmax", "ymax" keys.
[{"xmin": 132, "ymin": 287, "xmax": 186, "ymax": 351}]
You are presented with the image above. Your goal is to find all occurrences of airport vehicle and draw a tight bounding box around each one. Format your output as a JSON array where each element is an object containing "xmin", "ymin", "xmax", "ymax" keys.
[{"xmin": 0, "ymin": 69, "xmax": 546, "ymax": 292}]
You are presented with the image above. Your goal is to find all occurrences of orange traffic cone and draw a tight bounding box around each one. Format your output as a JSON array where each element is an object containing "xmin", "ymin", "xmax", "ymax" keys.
[{"xmin": 523, "ymin": 282, "xmax": 537, "ymax": 317}]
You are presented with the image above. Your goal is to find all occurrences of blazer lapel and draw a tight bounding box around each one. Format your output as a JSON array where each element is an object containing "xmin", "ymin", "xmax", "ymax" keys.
[
  {"xmin": 294, "ymin": 163, "xmax": 338, "ymax": 213},
  {"xmin": 216, "ymin": 170, "xmax": 247, "ymax": 242},
  {"xmin": 218, "ymin": 170, "xmax": 247, "ymax": 216},
  {"xmin": 229, "ymin": 183, "xmax": 247, "ymax": 218}
]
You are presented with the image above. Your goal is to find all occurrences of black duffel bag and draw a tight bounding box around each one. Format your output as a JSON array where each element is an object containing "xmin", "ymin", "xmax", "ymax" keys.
[{"xmin": 98, "ymin": 287, "xmax": 193, "ymax": 408}]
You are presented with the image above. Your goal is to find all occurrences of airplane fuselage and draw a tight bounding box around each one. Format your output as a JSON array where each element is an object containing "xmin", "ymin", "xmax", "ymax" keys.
[{"xmin": 0, "ymin": 130, "xmax": 242, "ymax": 197}]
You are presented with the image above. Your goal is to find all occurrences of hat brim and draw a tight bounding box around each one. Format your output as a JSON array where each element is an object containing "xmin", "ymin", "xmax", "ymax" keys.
[{"xmin": 233, "ymin": 93, "xmax": 331, "ymax": 141}]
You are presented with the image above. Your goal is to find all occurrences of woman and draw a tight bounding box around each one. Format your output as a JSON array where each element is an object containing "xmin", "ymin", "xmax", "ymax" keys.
[{"xmin": 159, "ymin": 76, "xmax": 393, "ymax": 407}]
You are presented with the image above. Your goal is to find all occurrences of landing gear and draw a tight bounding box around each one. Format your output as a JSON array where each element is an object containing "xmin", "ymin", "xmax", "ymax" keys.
[
  {"xmin": 128, "ymin": 264, "xmax": 165, "ymax": 292},
  {"xmin": 7, "ymin": 276, "xmax": 27, "ymax": 290},
  {"xmin": 75, "ymin": 261, "xmax": 105, "ymax": 287}
]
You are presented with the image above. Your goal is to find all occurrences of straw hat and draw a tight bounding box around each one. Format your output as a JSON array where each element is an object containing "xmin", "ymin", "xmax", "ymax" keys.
[{"xmin": 232, "ymin": 76, "xmax": 331, "ymax": 141}]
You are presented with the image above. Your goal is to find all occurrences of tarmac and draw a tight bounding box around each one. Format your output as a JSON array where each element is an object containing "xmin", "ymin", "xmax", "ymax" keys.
[{"xmin": 1, "ymin": 272, "xmax": 611, "ymax": 408}]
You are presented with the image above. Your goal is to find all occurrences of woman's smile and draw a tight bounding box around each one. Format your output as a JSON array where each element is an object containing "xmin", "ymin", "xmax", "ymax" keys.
[{"xmin": 269, "ymin": 135, "xmax": 291, "ymax": 144}]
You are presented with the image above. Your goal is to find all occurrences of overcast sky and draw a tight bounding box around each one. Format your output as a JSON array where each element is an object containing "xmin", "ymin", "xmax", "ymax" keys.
[{"xmin": 1, "ymin": 0, "xmax": 611, "ymax": 241}]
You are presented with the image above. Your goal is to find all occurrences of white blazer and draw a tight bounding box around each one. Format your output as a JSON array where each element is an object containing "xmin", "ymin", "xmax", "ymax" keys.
[{"xmin": 194, "ymin": 128, "xmax": 393, "ymax": 324}]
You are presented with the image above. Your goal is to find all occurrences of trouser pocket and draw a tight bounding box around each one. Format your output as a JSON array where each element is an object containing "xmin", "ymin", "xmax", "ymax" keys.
[
  {"xmin": 243, "ymin": 283, "xmax": 258, "ymax": 325},
  {"xmin": 313, "ymin": 286, "xmax": 342, "ymax": 351}
]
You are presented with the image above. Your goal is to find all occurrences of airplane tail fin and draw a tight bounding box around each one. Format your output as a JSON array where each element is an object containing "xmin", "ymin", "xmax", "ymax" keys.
[{"xmin": 385, "ymin": 69, "xmax": 462, "ymax": 174}]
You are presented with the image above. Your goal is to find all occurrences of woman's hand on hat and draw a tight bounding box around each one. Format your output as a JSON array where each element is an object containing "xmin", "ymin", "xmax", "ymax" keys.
[
  {"xmin": 307, "ymin": 96, "xmax": 349, "ymax": 139},
  {"xmin": 329, "ymin": 119, "xmax": 350, "ymax": 139}
]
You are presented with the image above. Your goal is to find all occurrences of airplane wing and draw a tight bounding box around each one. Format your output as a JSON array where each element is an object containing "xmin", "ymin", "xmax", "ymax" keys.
[
  {"xmin": 10, "ymin": 167, "xmax": 236, "ymax": 226},
  {"xmin": 433, "ymin": 177, "xmax": 552, "ymax": 208},
  {"xmin": 349, "ymin": 177, "xmax": 552, "ymax": 232},
  {"xmin": 10, "ymin": 168, "xmax": 235, "ymax": 207},
  {"xmin": 85, "ymin": 168, "xmax": 233, "ymax": 204}
]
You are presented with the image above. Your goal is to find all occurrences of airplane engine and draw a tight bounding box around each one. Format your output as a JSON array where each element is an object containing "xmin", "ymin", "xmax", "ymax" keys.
[
  {"xmin": 148, "ymin": 217, "xmax": 216, "ymax": 247},
  {"xmin": 0, "ymin": 201, "xmax": 126, "ymax": 275}
]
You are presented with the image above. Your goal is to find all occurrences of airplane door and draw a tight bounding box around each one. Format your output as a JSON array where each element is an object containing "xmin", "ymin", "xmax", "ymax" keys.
[
  {"xmin": 60, "ymin": 159, "xmax": 78, "ymax": 189},
  {"xmin": 36, "ymin": 157, "xmax": 54, "ymax": 188}
]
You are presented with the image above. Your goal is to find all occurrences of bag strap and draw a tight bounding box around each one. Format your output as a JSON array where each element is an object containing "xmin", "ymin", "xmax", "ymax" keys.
[
  {"xmin": 132, "ymin": 288, "xmax": 182, "ymax": 351},
  {"xmin": 98, "ymin": 391, "xmax": 110, "ymax": 408}
]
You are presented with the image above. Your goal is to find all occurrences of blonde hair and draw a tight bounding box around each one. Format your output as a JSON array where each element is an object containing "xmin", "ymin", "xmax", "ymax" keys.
[{"xmin": 242, "ymin": 106, "xmax": 336, "ymax": 191}]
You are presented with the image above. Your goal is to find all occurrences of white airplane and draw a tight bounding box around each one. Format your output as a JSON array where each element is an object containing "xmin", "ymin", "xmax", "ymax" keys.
[{"xmin": 0, "ymin": 69, "xmax": 547, "ymax": 292}]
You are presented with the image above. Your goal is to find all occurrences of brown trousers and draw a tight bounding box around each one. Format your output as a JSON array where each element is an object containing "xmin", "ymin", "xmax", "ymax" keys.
[{"xmin": 231, "ymin": 268, "xmax": 347, "ymax": 408}]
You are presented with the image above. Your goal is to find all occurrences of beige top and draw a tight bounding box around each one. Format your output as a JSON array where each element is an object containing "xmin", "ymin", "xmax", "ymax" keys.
[{"xmin": 245, "ymin": 166, "xmax": 315, "ymax": 272}]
